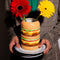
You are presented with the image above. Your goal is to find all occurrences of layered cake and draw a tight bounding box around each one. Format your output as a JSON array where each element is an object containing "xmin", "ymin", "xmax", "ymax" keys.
[{"xmin": 21, "ymin": 18, "xmax": 40, "ymax": 50}]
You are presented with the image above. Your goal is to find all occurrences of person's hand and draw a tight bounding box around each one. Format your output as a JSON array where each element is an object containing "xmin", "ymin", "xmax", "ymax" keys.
[
  {"xmin": 9, "ymin": 36, "xmax": 20, "ymax": 53},
  {"xmin": 39, "ymin": 39, "xmax": 51, "ymax": 54}
]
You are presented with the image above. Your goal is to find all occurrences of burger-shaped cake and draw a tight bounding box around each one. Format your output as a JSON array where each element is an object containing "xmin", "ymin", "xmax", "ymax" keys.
[{"xmin": 21, "ymin": 18, "xmax": 40, "ymax": 50}]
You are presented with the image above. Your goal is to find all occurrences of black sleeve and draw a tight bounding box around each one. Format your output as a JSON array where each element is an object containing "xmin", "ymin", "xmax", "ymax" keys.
[{"xmin": 5, "ymin": 11, "xmax": 16, "ymax": 41}]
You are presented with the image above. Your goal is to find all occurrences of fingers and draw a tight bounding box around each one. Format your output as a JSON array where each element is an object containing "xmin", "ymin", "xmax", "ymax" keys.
[
  {"xmin": 39, "ymin": 39, "xmax": 46, "ymax": 48},
  {"xmin": 9, "ymin": 36, "xmax": 20, "ymax": 53},
  {"xmin": 39, "ymin": 39, "xmax": 51, "ymax": 54},
  {"xmin": 43, "ymin": 39, "xmax": 51, "ymax": 54},
  {"xmin": 9, "ymin": 41, "xmax": 15, "ymax": 53},
  {"xmin": 44, "ymin": 48, "xmax": 49, "ymax": 54},
  {"xmin": 45, "ymin": 40, "xmax": 51, "ymax": 50},
  {"xmin": 15, "ymin": 38, "xmax": 20, "ymax": 48},
  {"xmin": 16, "ymin": 43, "xmax": 20, "ymax": 48}
]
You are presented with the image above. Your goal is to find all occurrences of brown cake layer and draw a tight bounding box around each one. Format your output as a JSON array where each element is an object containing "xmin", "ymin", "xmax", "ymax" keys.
[
  {"xmin": 21, "ymin": 34, "xmax": 40, "ymax": 39},
  {"xmin": 21, "ymin": 31, "xmax": 40, "ymax": 36},
  {"xmin": 21, "ymin": 42, "xmax": 40, "ymax": 46}
]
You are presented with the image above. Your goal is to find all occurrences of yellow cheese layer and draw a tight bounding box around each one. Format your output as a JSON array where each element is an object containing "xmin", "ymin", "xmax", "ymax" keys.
[
  {"xmin": 22, "ymin": 30, "xmax": 40, "ymax": 35},
  {"xmin": 21, "ymin": 39, "xmax": 40, "ymax": 45}
]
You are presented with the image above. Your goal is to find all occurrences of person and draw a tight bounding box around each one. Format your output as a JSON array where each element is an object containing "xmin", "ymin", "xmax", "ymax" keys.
[{"xmin": 5, "ymin": 0, "xmax": 60, "ymax": 60}]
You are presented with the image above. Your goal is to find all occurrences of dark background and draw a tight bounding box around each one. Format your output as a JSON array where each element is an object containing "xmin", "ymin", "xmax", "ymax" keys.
[{"xmin": 0, "ymin": 0, "xmax": 10, "ymax": 60}]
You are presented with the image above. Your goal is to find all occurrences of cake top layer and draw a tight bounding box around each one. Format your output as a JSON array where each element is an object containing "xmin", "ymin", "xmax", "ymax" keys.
[{"xmin": 21, "ymin": 18, "xmax": 40, "ymax": 30}]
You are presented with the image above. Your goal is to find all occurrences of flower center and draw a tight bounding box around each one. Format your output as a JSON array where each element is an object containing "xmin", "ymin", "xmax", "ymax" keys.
[
  {"xmin": 18, "ymin": 6, "xmax": 23, "ymax": 10},
  {"xmin": 45, "ymin": 8, "xmax": 47, "ymax": 10}
]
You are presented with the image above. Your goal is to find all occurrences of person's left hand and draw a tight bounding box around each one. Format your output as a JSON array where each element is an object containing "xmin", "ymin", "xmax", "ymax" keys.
[{"xmin": 39, "ymin": 39, "xmax": 51, "ymax": 54}]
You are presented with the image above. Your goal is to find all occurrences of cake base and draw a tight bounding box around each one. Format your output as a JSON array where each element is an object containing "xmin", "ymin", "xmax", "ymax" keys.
[{"xmin": 21, "ymin": 43, "xmax": 39, "ymax": 50}]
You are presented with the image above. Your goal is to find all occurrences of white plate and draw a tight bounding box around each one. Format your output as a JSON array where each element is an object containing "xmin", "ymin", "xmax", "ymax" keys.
[{"xmin": 14, "ymin": 45, "xmax": 46, "ymax": 58}]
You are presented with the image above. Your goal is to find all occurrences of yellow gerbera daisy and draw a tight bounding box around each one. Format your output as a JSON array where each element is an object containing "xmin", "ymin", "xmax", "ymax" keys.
[{"xmin": 38, "ymin": 0, "xmax": 55, "ymax": 18}]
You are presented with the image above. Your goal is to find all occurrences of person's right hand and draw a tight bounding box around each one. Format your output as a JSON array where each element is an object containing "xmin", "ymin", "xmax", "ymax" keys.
[{"xmin": 9, "ymin": 36, "xmax": 20, "ymax": 53}]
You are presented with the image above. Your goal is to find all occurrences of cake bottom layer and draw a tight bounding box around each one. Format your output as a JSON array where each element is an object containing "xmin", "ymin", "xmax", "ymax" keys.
[{"xmin": 21, "ymin": 43, "xmax": 39, "ymax": 50}]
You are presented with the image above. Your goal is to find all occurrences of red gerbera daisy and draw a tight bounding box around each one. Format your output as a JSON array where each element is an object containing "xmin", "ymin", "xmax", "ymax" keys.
[{"xmin": 10, "ymin": 0, "xmax": 31, "ymax": 18}]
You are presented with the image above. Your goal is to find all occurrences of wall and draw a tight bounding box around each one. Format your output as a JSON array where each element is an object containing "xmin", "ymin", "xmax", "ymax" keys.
[{"xmin": 0, "ymin": 0, "xmax": 10, "ymax": 60}]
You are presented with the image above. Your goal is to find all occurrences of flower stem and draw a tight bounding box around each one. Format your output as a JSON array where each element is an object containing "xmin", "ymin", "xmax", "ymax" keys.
[
  {"xmin": 23, "ymin": 16, "xmax": 26, "ymax": 22},
  {"xmin": 36, "ymin": 14, "xmax": 40, "ymax": 21}
]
